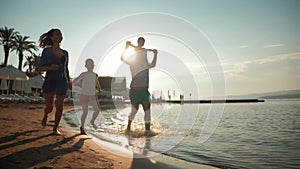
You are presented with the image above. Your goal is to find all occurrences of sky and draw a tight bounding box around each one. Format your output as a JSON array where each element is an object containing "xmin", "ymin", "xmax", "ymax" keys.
[{"xmin": 0, "ymin": 0, "xmax": 299, "ymax": 98}]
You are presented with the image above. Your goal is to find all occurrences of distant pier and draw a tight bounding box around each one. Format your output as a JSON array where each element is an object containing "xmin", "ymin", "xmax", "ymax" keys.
[{"xmin": 165, "ymin": 99, "xmax": 264, "ymax": 104}]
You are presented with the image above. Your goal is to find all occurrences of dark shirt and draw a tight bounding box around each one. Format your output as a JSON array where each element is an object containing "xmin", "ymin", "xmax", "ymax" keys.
[{"xmin": 39, "ymin": 48, "xmax": 68, "ymax": 83}]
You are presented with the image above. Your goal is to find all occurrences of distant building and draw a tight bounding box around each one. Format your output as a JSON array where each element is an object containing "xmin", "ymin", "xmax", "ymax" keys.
[
  {"xmin": 98, "ymin": 76, "xmax": 112, "ymax": 92},
  {"xmin": 98, "ymin": 76, "xmax": 127, "ymax": 99}
]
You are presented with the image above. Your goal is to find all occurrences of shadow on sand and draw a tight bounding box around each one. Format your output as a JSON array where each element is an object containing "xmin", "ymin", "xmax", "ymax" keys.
[
  {"xmin": 0, "ymin": 132, "xmax": 88, "ymax": 168},
  {"xmin": 0, "ymin": 130, "xmax": 40, "ymax": 145}
]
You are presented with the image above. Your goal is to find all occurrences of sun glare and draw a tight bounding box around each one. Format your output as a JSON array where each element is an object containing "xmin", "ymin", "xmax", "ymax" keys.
[{"xmin": 123, "ymin": 47, "xmax": 136, "ymax": 62}]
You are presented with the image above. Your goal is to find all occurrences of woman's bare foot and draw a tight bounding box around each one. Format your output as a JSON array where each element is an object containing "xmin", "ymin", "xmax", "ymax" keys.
[
  {"xmin": 53, "ymin": 129, "xmax": 62, "ymax": 135},
  {"xmin": 80, "ymin": 126, "xmax": 87, "ymax": 135},
  {"xmin": 41, "ymin": 114, "xmax": 47, "ymax": 127}
]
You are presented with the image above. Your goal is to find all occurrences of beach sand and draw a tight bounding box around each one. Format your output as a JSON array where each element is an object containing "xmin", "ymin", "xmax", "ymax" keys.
[{"xmin": 0, "ymin": 103, "xmax": 218, "ymax": 169}]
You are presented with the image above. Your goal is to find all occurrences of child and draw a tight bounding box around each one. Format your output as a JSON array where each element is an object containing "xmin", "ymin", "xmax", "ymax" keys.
[{"xmin": 73, "ymin": 59, "xmax": 102, "ymax": 135}]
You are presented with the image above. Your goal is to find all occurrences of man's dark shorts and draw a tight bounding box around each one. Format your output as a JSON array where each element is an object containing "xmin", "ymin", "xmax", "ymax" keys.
[{"xmin": 129, "ymin": 89, "xmax": 150, "ymax": 105}]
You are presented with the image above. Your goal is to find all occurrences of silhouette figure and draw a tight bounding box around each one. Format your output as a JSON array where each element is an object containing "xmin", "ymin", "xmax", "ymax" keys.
[
  {"xmin": 38, "ymin": 28, "xmax": 72, "ymax": 135},
  {"xmin": 121, "ymin": 37, "xmax": 158, "ymax": 133}
]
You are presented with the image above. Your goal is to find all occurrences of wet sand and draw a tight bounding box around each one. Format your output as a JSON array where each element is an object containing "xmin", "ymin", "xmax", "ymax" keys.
[{"xmin": 0, "ymin": 103, "xmax": 218, "ymax": 169}]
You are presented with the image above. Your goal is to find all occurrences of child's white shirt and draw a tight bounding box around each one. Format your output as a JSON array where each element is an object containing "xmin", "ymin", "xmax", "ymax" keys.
[{"xmin": 81, "ymin": 72, "xmax": 97, "ymax": 95}]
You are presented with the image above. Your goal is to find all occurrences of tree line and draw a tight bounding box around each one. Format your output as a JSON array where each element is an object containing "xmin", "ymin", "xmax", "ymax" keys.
[{"xmin": 0, "ymin": 26, "xmax": 40, "ymax": 77}]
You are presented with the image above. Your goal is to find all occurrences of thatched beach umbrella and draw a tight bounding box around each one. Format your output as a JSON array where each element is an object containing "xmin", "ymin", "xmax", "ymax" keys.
[
  {"xmin": 0, "ymin": 65, "xmax": 28, "ymax": 80},
  {"xmin": 29, "ymin": 75, "xmax": 44, "ymax": 94},
  {"xmin": 0, "ymin": 65, "xmax": 28, "ymax": 94},
  {"xmin": 29, "ymin": 75, "xmax": 44, "ymax": 88}
]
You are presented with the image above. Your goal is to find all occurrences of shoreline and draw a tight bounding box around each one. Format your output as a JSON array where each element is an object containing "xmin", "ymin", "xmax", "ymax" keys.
[
  {"xmin": 0, "ymin": 103, "xmax": 219, "ymax": 169},
  {"xmin": 62, "ymin": 104, "xmax": 221, "ymax": 169}
]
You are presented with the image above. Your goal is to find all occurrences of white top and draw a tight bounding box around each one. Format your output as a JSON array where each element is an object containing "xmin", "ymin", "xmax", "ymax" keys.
[
  {"xmin": 129, "ymin": 49, "xmax": 150, "ymax": 88},
  {"xmin": 80, "ymin": 72, "xmax": 97, "ymax": 95}
]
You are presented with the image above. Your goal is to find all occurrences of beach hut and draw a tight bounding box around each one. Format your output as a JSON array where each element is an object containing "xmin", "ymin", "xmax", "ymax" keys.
[
  {"xmin": 29, "ymin": 75, "xmax": 44, "ymax": 94},
  {"xmin": 0, "ymin": 66, "xmax": 28, "ymax": 94},
  {"xmin": 29, "ymin": 75, "xmax": 44, "ymax": 88},
  {"xmin": 12, "ymin": 80, "xmax": 23, "ymax": 93},
  {"xmin": 0, "ymin": 79, "xmax": 8, "ymax": 94},
  {"xmin": 23, "ymin": 81, "xmax": 32, "ymax": 94}
]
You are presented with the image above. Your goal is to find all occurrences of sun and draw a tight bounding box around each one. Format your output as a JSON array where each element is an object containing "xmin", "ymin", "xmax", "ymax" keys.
[{"xmin": 122, "ymin": 46, "xmax": 136, "ymax": 62}]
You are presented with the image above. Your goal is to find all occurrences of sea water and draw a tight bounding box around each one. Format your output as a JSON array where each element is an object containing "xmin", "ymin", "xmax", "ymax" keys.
[{"xmin": 63, "ymin": 99, "xmax": 300, "ymax": 169}]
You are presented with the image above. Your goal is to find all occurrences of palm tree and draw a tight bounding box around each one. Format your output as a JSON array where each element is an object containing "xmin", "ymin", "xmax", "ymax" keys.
[
  {"xmin": 11, "ymin": 35, "xmax": 38, "ymax": 70},
  {"xmin": 23, "ymin": 53, "xmax": 41, "ymax": 77},
  {"xmin": 24, "ymin": 55, "xmax": 34, "ymax": 73},
  {"xmin": 0, "ymin": 26, "xmax": 19, "ymax": 66}
]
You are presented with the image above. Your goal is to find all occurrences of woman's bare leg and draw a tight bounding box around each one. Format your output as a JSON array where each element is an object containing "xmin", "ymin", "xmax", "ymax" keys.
[
  {"xmin": 42, "ymin": 92, "xmax": 55, "ymax": 126},
  {"xmin": 53, "ymin": 94, "xmax": 66, "ymax": 134}
]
